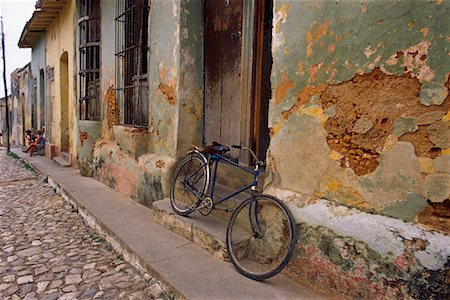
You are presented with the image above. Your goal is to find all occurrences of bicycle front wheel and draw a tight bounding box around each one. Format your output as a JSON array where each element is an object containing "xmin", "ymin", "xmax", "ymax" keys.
[
  {"xmin": 169, "ymin": 153, "xmax": 210, "ymax": 216},
  {"xmin": 226, "ymin": 194, "xmax": 296, "ymax": 280}
]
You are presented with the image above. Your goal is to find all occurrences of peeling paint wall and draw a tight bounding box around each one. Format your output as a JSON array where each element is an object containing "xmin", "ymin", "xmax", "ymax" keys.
[
  {"xmin": 90, "ymin": 0, "xmax": 202, "ymax": 205},
  {"xmin": 268, "ymin": 0, "xmax": 449, "ymax": 297},
  {"xmin": 148, "ymin": 0, "xmax": 181, "ymax": 157},
  {"xmin": 269, "ymin": 0, "xmax": 449, "ymax": 226},
  {"xmin": 78, "ymin": 121, "xmax": 102, "ymax": 176}
]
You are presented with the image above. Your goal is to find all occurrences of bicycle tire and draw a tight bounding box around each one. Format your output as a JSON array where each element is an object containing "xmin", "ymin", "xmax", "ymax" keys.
[
  {"xmin": 226, "ymin": 194, "xmax": 297, "ymax": 280},
  {"xmin": 169, "ymin": 152, "xmax": 210, "ymax": 216}
]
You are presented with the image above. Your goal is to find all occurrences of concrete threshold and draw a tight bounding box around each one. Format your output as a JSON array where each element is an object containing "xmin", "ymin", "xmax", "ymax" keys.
[{"xmin": 10, "ymin": 148, "xmax": 325, "ymax": 300}]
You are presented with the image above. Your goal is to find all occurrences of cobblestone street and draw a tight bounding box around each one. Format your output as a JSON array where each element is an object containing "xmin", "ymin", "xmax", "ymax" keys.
[{"xmin": 0, "ymin": 149, "xmax": 170, "ymax": 300}]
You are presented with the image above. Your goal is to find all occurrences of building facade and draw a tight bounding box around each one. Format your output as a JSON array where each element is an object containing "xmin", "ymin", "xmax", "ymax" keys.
[
  {"xmin": 18, "ymin": 0, "xmax": 449, "ymax": 298},
  {"xmin": 10, "ymin": 63, "xmax": 33, "ymax": 146}
]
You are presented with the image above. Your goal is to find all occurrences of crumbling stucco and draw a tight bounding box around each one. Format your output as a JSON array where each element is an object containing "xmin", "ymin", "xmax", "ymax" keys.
[
  {"xmin": 92, "ymin": 141, "xmax": 175, "ymax": 206},
  {"xmin": 79, "ymin": 131, "xmax": 88, "ymax": 146},
  {"xmin": 278, "ymin": 195, "xmax": 450, "ymax": 299},
  {"xmin": 317, "ymin": 69, "xmax": 448, "ymax": 176},
  {"xmin": 269, "ymin": 0, "xmax": 450, "ymax": 236},
  {"xmin": 105, "ymin": 85, "xmax": 119, "ymax": 128}
]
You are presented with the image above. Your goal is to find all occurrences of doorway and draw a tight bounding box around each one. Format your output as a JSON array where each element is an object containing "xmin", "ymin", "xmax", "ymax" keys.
[
  {"xmin": 203, "ymin": 0, "xmax": 272, "ymax": 162},
  {"xmin": 60, "ymin": 52, "xmax": 69, "ymax": 152},
  {"xmin": 39, "ymin": 69, "xmax": 45, "ymax": 129}
]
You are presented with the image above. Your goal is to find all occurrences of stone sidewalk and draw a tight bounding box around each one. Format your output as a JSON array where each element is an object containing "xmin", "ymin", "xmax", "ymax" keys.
[
  {"xmin": 0, "ymin": 149, "xmax": 169, "ymax": 299},
  {"xmin": 8, "ymin": 147, "xmax": 325, "ymax": 300}
]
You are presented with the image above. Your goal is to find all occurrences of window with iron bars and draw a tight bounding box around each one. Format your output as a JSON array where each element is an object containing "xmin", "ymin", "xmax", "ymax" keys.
[
  {"xmin": 115, "ymin": 0, "xmax": 149, "ymax": 127},
  {"xmin": 78, "ymin": 0, "xmax": 101, "ymax": 121}
]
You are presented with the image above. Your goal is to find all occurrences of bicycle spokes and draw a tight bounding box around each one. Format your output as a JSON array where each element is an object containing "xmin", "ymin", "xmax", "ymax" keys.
[
  {"xmin": 226, "ymin": 195, "xmax": 296, "ymax": 280},
  {"xmin": 170, "ymin": 154, "xmax": 209, "ymax": 216}
]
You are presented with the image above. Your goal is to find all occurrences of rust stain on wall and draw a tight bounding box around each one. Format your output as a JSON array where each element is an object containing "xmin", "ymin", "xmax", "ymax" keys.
[
  {"xmin": 79, "ymin": 131, "xmax": 88, "ymax": 146},
  {"xmin": 105, "ymin": 86, "xmax": 119, "ymax": 128},
  {"xmin": 316, "ymin": 176, "xmax": 375, "ymax": 211},
  {"xmin": 281, "ymin": 85, "xmax": 327, "ymax": 119},
  {"xmin": 275, "ymin": 71, "xmax": 295, "ymax": 105},
  {"xmin": 156, "ymin": 159, "xmax": 165, "ymax": 169},
  {"xmin": 159, "ymin": 82, "xmax": 177, "ymax": 106},
  {"xmin": 306, "ymin": 19, "xmax": 329, "ymax": 58}
]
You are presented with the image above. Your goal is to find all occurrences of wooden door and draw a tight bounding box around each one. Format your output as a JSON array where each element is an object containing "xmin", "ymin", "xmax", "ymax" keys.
[
  {"xmin": 204, "ymin": 0, "xmax": 272, "ymax": 162},
  {"xmin": 204, "ymin": 0, "xmax": 243, "ymax": 149}
]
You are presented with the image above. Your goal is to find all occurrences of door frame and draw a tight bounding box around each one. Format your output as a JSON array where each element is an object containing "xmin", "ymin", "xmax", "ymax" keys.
[
  {"xmin": 202, "ymin": 0, "xmax": 271, "ymax": 164},
  {"xmin": 235, "ymin": 0, "xmax": 272, "ymax": 163}
]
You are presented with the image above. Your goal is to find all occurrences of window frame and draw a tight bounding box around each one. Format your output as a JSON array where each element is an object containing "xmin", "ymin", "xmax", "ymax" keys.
[
  {"xmin": 115, "ymin": 0, "xmax": 150, "ymax": 127},
  {"xmin": 78, "ymin": 0, "xmax": 101, "ymax": 121}
]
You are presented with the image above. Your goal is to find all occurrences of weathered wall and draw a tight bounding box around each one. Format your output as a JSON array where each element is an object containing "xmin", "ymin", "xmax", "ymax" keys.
[
  {"xmin": 148, "ymin": 0, "xmax": 181, "ymax": 157},
  {"xmin": 269, "ymin": 0, "xmax": 449, "ymax": 226},
  {"xmin": 45, "ymin": 0, "xmax": 77, "ymax": 162},
  {"xmin": 31, "ymin": 36, "xmax": 46, "ymax": 130},
  {"xmin": 78, "ymin": 121, "xmax": 101, "ymax": 176},
  {"xmin": 267, "ymin": 0, "xmax": 449, "ymax": 297},
  {"xmin": 91, "ymin": 0, "xmax": 203, "ymax": 205},
  {"xmin": 10, "ymin": 64, "xmax": 32, "ymax": 146},
  {"xmin": 176, "ymin": 0, "xmax": 204, "ymax": 156},
  {"xmin": 99, "ymin": 1, "xmax": 115, "ymax": 142}
]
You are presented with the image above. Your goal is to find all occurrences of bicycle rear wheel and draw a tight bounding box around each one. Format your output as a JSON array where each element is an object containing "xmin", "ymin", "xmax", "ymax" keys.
[
  {"xmin": 226, "ymin": 194, "xmax": 296, "ymax": 280},
  {"xmin": 169, "ymin": 152, "xmax": 210, "ymax": 216}
]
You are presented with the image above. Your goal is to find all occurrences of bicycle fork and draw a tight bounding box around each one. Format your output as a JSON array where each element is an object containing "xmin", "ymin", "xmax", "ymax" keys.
[{"xmin": 248, "ymin": 164, "xmax": 265, "ymax": 238}]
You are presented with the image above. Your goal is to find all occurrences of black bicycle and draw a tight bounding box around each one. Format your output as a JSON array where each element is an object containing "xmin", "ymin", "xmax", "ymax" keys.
[{"xmin": 169, "ymin": 142, "xmax": 297, "ymax": 280}]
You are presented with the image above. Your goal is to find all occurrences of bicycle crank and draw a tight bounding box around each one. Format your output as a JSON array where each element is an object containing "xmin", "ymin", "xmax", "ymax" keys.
[{"xmin": 197, "ymin": 196, "xmax": 214, "ymax": 216}]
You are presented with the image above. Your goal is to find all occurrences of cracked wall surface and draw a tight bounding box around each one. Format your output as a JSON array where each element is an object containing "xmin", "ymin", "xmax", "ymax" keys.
[
  {"xmin": 268, "ymin": 1, "xmax": 449, "ymax": 296},
  {"xmin": 87, "ymin": 1, "xmax": 203, "ymax": 207},
  {"xmin": 269, "ymin": 0, "xmax": 450, "ymax": 230}
]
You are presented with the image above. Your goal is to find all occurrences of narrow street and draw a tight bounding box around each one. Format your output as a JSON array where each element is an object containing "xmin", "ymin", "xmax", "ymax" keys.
[{"xmin": 0, "ymin": 149, "xmax": 169, "ymax": 300}]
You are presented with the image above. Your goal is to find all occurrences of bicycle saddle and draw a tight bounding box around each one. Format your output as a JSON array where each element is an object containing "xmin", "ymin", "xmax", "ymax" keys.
[{"xmin": 201, "ymin": 142, "xmax": 230, "ymax": 155}]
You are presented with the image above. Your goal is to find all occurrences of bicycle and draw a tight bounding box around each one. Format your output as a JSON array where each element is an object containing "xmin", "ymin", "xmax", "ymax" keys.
[{"xmin": 169, "ymin": 142, "xmax": 297, "ymax": 280}]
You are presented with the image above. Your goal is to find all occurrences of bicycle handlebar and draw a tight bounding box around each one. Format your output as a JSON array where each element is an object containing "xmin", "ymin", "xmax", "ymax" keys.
[{"xmin": 231, "ymin": 145, "xmax": 265, "ymax": 166}]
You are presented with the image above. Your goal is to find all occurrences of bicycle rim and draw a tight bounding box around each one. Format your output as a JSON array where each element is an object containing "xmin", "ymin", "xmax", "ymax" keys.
[
  {"xmin": 226, "ymin": 195, "xmax": 296, "ymax": 280},
  {"xmin": 170, "ymin": 153, "xmax": 209, "ymax": 216}
]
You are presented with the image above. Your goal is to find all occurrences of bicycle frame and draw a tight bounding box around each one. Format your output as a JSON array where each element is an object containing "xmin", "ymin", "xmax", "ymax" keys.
[
  {"xmin": 206, "ymin": 154, "xmax": 267, "ymax": 236},
  {"xmin": 207, "ymin": 154, "xmax": 259, "ymax": 204},
  {"xmin": 181, "ymin": 149, "xmax": 263, "ymax": 234}
]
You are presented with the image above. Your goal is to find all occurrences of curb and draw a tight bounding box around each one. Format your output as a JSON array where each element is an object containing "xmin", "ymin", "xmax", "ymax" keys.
[{"xmin": 16, "ymin": 153, "xmax": 184, "ymax": 299}]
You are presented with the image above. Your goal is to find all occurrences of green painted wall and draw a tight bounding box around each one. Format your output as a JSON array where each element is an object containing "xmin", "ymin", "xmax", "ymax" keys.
[{"xmin": 268, "ymin": 0, "xmax": 450, "ymax": 222}]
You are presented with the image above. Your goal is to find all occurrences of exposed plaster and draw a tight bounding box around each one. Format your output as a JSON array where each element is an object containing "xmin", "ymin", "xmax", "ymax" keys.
[{"xmin": 284, "ymin": 198, "xmax": 450, "ymax": 270}]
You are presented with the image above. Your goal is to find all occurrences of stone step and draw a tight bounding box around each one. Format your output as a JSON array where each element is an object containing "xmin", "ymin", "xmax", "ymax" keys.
[
  {"xmin": 53, "ymin": 156, "xmax": 71, "ymax": 167},
  {"xmin": 153, "ymin": 198, "xmax": 248, "ymax": 261},
  {"xmin": 60, "ymin": 151, "xmax": 71, "ymax": 163}
]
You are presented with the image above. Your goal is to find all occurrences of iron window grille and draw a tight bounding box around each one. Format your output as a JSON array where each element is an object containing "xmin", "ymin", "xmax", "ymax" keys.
[
  {"xmin": 78, "ymin": 0, "xmax": 101, "ymax": 121},
  {"xmin": 115, "ymin": 0, "xmax": 149, "ymax": 127}
]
